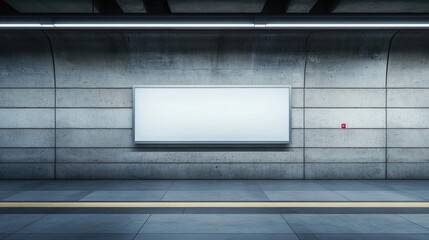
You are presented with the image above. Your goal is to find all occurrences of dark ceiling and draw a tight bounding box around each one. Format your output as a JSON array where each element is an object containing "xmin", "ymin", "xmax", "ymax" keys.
[{"xmin": 1, "ymin": 0, "xmax": 429, "ymax": 15}]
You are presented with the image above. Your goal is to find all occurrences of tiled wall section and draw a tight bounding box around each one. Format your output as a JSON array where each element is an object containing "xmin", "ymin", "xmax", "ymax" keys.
[
  {"xmin": 0, "ymin": 31, "xmax": 55, "ymax": 179},
  {"xmin": 386, "ymin": 31, "xmax": 429, "ymax": 179},
  {"xmin": 0, "ymin": 30, "xmax": 428, "ymax": 179}
]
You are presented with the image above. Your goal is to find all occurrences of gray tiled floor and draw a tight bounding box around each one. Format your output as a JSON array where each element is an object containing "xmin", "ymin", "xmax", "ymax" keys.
[
  {"xmin": 1, "ymin": 181, "xmax": 429, "ymax": 239},
  {"xmin": 265, "ymin": 191, "xmax": 349, "ymax": 201},
  {"xmin": 81, "ymin": 191, "xmax": 165, "ymax": 202},
  {"xmin": 134, "ymin": 233, "xmax": 299, "ymax": 240},
  {"xmin": 2, "ymin": 233, "xmax": 135, "ymax": 240},
  {"xmin": 18, "ymin": 214, "xmax": 150, "ymax": 234},
  {"xmin": 336, "ymin": 190, "xmax": 424, "ymax": 201},
  {"xmin": 1, "ymin": 214, "xmax": 429, "ymax": 239},
  {"xmin": 400, "ymin": 214, "xmax": 429, "ymax": 229},
  {"xmin": 140, "ymin": 214, "xmax": 293, "ymax": 233},
  {"xmin": 0, "ymin": 181, "xmax": 42, "ymax": 191},
  {"xmin": 0, "ymin": 180, "xmax": 429, "ymax": 201},
  {"xmin": 162, "ymin": 191, "xmax": 269, "ymax": 201},
  {"xmin": 282, "ymin": 214, "xmax": 429, "ymax": 234},
  {"xmin": 257, "ymin": 180, "xmax": 328, "ymax": 191},
  {"xmin": 2, "ymin": 180, "xmax": 429, "ymax": 202},
  {"xmin": 168, "ymin": 180, "xmax": 261, "ymax": 191},
  {"xmin": 297, "ymin": 233, "xmax": 429, "ymax": 240},
  {"xmin": 403, "ymin": 191, "xmax": 429, "ymax": 201},
  {"xmin": 0, "ymin": 192, "xmax": 17, "ymax": 201},
  {"xmin": 0, "ymin": 215, "xmax": 44, "ymax": 233},
  {"xmin": 4, "ymin": 191, "xmax": 91, "ymax": 202},
  {"xmin": 317, "ymin": 180, "xmax": 391, "ymax": 191}
]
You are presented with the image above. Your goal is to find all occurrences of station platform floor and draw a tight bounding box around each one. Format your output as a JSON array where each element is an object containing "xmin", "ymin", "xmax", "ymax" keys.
[{"xmin": 1, "ymin": 180, "xmax": 429, "ymax": 240}]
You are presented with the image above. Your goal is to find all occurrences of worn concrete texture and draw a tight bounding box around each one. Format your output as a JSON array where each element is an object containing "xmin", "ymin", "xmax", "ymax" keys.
[{"xmin": 0, "ymin": 30, "xmax": 428, "ymax": 179}]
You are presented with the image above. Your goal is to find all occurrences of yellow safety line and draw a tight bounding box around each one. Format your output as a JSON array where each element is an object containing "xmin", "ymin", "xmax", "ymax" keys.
[{"xmin": 1, "ymin": 202, "xmax": 429, "ymax": 208}]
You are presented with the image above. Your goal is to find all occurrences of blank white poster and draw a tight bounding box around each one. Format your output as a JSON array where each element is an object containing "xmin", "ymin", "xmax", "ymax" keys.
[{"xmin": 133, "ymin": 86, "xmax": 291, "ymax": 144}]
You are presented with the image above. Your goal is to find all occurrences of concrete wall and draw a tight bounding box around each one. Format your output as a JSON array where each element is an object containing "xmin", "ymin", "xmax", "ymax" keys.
[{"xmin": 0, "ymin": 30, "xmax": 428, "ymax": 179}]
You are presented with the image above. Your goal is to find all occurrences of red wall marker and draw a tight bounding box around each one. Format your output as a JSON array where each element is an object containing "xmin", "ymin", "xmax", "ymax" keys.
[{"xmin": 341, "ymin": 123, "xmax": 346, "ymax": 129}]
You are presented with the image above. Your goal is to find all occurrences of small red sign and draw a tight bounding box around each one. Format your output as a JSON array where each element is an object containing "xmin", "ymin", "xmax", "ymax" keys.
[{"xmin": 341, "ymin": 123, "xmax": 346, "ymax": 129}]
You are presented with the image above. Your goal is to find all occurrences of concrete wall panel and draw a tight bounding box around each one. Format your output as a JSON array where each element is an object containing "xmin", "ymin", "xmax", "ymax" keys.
[
  {"xmin": 0, "ymin": 31, "xmax": 53, "ymax": 88},
  {"xmin": 56, "ymin": 69, "xmax": 295, "ymax": 87},
  {"xmin": 292, "ymin": 109, "xmax": 304, "ymax": 129},
  {"xmin": 388, "ymin": 148, "xmax": 429, "ymax": 163},
  {"xmin": 305, "ymin": 148, "xmax": 385, "ymax": 163},
  {"xmin": 56, "ymin": 89, "xmax": 132, "ymax": 108},
  {"xmin": 305, "ymin": 129, "xmax": 386, "ymax": 148},
  {"xmin": 292, "ymin": 89, "xmax": 303, "ymax": 108},
  {"xmin": 56, "ymin": 129, "xmax": 304, "ymax": 148},
  {"xmin": 0, "ymin": 148, "xmax": 55, "ymax": 163},
  {"xmin": 0, "ymin": 109, "xmax": 54, "ymax": 128},
  {"xmin": 0, "ymin": 163, "xmax": 54, "ymax": 179},
  {"xmin": 56, "ymin": 163, "xmax": 303, "ymax": 179},
  {"xmin": 388, "ymin": 163, "xmax": 429, "ymax": 179},
  {"xmin": 305, "ymin": 163, "xmax": 385, "ymax": 179},
  {"xmin": 305, "ymin": 109, "xmax": 385, "ymax": 129},
  {"xmin": 388, "ymin": 31, "xmax": 429, "ymax": 87},
  {"xmin": 56, "ymin": 109, "xmax": 132, "ymax": 128},
  {"xmin": 1, "ymin": 30, "xmax": 428, "ymax": 179},
  {"xmin": 56, "ymin": 129, "xmax": 133, "ymax": 148},
  {"xmin": 387, "ymin": 89, "xmax": 429, "ymax": 107},
  {"xmin": 0, "ymin": 130, "xmax": 55, "ymax": 148},
  {"xmin": 388, "ymin": 129, "xmax": 429, "ymax": 147},
  {"xmin": 305, "ymin": 89, "xmax": 385, "ymax": 108},
  {"xmin": 0, "ymin": 89, "xmax": 54, "ymax": 108},
  {"xmin": 306, "ymin": 31, "xmax": 392, "ymax": 88},
  {"xmin": 56, "ymin": 88, "xmax": 303, "ymax": 108},
  {"xmin": 49, "ymin": 31, "xmax": 307, "ymax": 88},
  {"xmin": 387, "ymin": 109, "xmax": 429, "ymax": 128},
  {"xmin": 57, "ymin": 148, "xmax": 304, "ymax": 163}
]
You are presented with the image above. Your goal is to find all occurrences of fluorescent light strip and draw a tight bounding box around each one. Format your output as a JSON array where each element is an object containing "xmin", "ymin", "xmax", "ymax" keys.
[
  {"xmin": 53, "ymin": 23, "xmax": 255, "ymax": 28},
  {"xmin": 0, "ymin": 24, "xmax": 42, "ymax": 28},
  {"xmin": 266, "ymin": 23, "xmax": 429, "ymax": 28},
  {"xmin": 1, "ymin": 22, "xmax": 429, "ymax": 29}
]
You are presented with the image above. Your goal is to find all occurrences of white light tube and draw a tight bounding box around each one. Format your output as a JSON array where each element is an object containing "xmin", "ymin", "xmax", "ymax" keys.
[
  {"xmin": 0, "ymin": 23, "xmax": 42, "ymax": 28},
  {"xmin": 265, "ymin": 23, "xmax": 429, "ymax": 28},
  {"xmin": 53, "ymin": 23, "xmax": 255, "ymax": 28},
  {"xmin": 1, "ymin": 21, "xmax": 429, "ymax": 29}
]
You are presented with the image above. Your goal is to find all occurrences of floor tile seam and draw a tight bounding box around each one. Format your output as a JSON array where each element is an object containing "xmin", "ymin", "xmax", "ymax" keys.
[
  {"xmin": 403, "ymin": 191, "xmax": 429, "ymax": 201},
  {"xmin": 397, "ymin": 214, "xmax": 429, "ymax": 232},
  {"xmin": 315, "ymin": 181, "xmax": 399, "ymax": 201},
  {"xmin": 280, "ymin": 214, "xmax": 302, "ymax": 240},
  {"xmin": 306, "ymin": 183, "xmax": 353, "ymax": 201},
  {"xmin": 11, "ymin": 214, "xmax": 47, "ymax": 235},
  {"xmin": 132, "ymin": 214, "xmax": 152, "ymax": 240},
  {"xmin": 159, "ymin": 182, "xmax": 174, "ymax": 202},
  {"xmin": 254, "ymin": 181, "xmax": 271, "ymax": 201},
  {"xmin": 72, "ymin": 190, "xmax": 94, "ymax": 202},
  {"xmin": 0, "ymin": 192, "xmax": 22, "ymax": 202},
  {"xmin": 2, "ymin": 191, "xmax": 95, "ymax": 202},
  {"xmin": 311, "ymin": 182, "xmax": 337, "ymax": 192},
  {"xmin": 330, "ymin": 191, "xmax": 353, "ymax": 202},
  {"xmin": 0, "ymin": 233, "xmax": 11, "ymax": 240}
]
